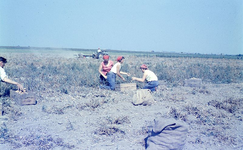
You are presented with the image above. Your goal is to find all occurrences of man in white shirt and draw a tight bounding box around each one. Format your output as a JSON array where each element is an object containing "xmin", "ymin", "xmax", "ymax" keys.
[{"xmin": 0, "ymin": 57, "xmax": 24, "ymax": 92}]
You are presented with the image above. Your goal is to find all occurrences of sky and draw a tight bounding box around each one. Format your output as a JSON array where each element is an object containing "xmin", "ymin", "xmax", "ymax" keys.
[{"xmin": 0, "ymin": 0, "xmax": 242, "ymax": 55}]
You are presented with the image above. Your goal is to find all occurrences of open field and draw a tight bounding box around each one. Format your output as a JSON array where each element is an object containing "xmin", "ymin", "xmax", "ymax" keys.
[
  {"xmin": 1, "ymin": 46, "xmax": 242, "ymax": 59},
  {"xmin": 0, "ymin": 48, "xmax": 243, "ymax": 150}
]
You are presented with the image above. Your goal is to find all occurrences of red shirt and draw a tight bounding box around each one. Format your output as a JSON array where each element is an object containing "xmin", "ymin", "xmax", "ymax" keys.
[{"xmin": 101, "ymin": 60, "xmax": 113, "ymax": 75}]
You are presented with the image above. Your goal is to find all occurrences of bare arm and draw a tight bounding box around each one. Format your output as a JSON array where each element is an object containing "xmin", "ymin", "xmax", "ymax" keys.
[
  {"xmin": 98, "ymin": 64, "xmax": 107, "ymax": 79},
  {"xmin": 132, "ymin": 72, "xmax": 147, "ymax": 82},
  {"xmin": 3, "ymin": 77, "xmax": 24, "ymax": 91},
  {"xmin": 120, "ymin": 71, "xmax": 130, "ymax": 76},
  {"xmin": 116, "ymin": 64, "xmax": 125, "ymax": 81}
]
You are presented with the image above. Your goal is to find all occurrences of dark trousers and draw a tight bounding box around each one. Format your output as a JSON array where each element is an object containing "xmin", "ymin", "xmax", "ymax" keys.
[{"xmin": 99, "ymin": 75, "xmax": 107, "ymax": 85}]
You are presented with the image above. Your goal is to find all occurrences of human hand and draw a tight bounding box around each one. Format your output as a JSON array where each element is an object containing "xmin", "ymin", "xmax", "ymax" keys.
[
  {"xmin": 126, "ymin": 73, "xmax": 130, "ymax": 76},
  {"xmin": 17, "ymin": 83, "xmax": 24, "ymax": 92},
  {"xmin": 132, "ymin": 77, "xmax": 136, "ymax": 80},
  {"xmin": 104, "ymin": 76, "xmax": 107, "ymax": 79}
]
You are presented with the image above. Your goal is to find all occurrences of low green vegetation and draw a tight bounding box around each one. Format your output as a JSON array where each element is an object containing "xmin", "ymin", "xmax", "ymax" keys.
[{"xmin": 0, "ymin": 48, "xmax": 242, "ymax": 96}]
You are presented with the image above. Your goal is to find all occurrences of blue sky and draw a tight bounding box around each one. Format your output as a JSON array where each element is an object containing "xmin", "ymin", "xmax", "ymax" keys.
[{"xmin": 1, "ymin": 0, "xmax": 242, "ymax": 54}]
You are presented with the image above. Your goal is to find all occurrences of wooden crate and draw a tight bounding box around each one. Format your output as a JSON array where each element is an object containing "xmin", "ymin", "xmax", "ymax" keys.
[
  {"xmin": 10, "ymin": 90, "xmax": 37, "ymax": 106},
  {"xmin": 116, "ymin": 83, "xmax": 137, "ymax": 91}
]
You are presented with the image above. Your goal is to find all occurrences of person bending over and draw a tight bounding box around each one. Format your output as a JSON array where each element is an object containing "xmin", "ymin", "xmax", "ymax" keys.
[
  {"xmin": 98, "ymin": 55, "xmax": 113, "ymax": 85},
  {"xmin": 132, "ymin": 64, "xmax": 159, "ymax": 92},
  {"xmin": 0, "ymin": 57, "xmax": 24, "ymax": 92},
  {"xmin": 100, "ymin": 56, "xmax": 129, "ymax": 90}
]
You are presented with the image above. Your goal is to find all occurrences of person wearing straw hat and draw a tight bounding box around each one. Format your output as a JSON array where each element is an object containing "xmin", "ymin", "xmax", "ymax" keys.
[
  {"xmin": 98, "ymin": 55, "xmax": 113, "ymax": 85},
  {"xmin": 0, "ymin": 57, "xmax": 25, "ymax": 93},
  {"xmin": 100, "ymin": 56, "xmax": 129, "ymax": 90},
  {"xmin": 132, "ymin": 64, "xmax": 159, "ymax": 92}
]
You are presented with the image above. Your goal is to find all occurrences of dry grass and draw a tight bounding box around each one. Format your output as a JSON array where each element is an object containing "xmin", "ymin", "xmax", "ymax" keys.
[
  {"xmin": 1, "ymin": 54, "xmax": 242, "ymax": 94},
  {"xmin": 94, "ymin": 116, "xmax": 130, "ymax": 136}
]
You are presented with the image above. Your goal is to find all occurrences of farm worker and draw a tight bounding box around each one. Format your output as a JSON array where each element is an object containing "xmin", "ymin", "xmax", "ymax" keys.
[
  {"xmin": 98, "ymin": 55, "xmax": 113, "ymax": 85},
  {"xmin": 132, "ymin": 64, "xmax": 159, "ymax": 92},
  {"xmin": 97, "ymin": 48, "xmax": 102, "ymax": 53},
  {"xmin": 95, "ymin": 48, "xmax": 103, "ymax": 59},
  {"xmin": 100, "ymin": 56, "xmax": 130, "ymax": 90},
  {"xmin": 0, "ymin": 57, "xmax": 25, "ymax": 92}
]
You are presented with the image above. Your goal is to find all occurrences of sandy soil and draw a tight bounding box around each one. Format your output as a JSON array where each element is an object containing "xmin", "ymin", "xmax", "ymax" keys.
[{"xmin": 0, "ymin": 81, "xmax": 242, "ymax": 150}]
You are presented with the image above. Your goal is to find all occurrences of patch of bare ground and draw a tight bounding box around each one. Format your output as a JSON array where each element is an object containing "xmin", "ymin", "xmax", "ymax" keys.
[{"xmin": 0, "ymin": 83, "xmax": 242, "ymax": 150}]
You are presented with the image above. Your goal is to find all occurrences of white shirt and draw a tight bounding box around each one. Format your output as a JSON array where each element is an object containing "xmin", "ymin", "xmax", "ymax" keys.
[
  {"xmin": 110, "ymin": 62, "xmax": 121, "ymax": 74},
  {"xmin": 145, "ymin": 70, "xmax": 158, "ymax": 81},
  {"xmin": 0, "ymin": 66, "xmax": 7, "ymax": 81}
]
